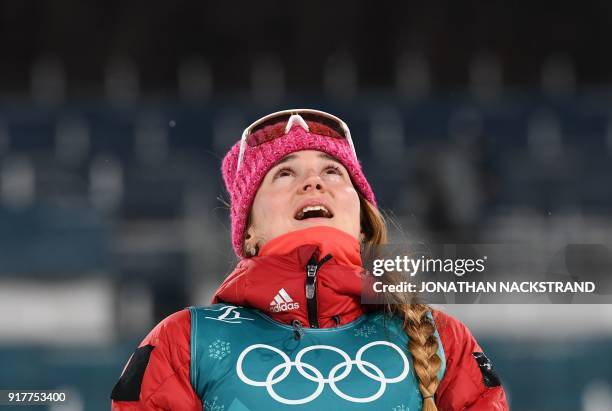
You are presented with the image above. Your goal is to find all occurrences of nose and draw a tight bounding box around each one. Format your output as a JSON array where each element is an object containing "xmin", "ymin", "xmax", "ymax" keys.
[{"xmin": 300, "ymin": 174, "xmax": 324, "ymax": 193}]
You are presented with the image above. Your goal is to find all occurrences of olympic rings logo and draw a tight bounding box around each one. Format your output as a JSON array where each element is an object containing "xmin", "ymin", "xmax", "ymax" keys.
[{"xmin": 236, "ymin": 341, "xmax": 409, "ymax": 404}]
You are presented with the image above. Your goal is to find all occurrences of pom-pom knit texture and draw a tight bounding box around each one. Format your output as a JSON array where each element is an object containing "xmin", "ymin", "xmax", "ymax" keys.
[{"xmin": 221, "ymin": 126, "xmax": 377, "ymax": 258}]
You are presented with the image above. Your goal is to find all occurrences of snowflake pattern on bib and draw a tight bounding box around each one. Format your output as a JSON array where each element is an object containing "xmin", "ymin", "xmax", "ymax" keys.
[
  {"xmin": 208, "ymin": 339, "xmax": 231, "ymax": 360},
  {"xmin": 354, "ymin": 323, "xmax": 377, "ymax": 338},
  {"xmin": 204, "ymin": 396, "xmax": 225, "ymax": 411}
]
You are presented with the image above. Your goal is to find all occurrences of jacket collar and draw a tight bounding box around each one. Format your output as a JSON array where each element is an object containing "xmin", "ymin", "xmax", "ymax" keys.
[
  {"xmin": 258, "ymin": 226, "xmax": 362, "ymax": 269},
  {"xmin": 212, "ymin": 226, "xmax": 365, "ymax": 328}
]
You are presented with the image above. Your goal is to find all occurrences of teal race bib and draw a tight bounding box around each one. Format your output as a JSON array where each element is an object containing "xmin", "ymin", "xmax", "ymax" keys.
[{"xmin": 190, "ymin": 304, "xmax": 445, "ymax": 411}]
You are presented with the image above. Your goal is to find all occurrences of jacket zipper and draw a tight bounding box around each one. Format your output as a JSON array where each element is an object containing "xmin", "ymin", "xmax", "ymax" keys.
[
  {"xmin": 305, "ymin": 253, "xmax": 332, "ymax": 328},
  {"xmin": 292, "ymin": 319, "xmax": 304, "ymax": 340}
]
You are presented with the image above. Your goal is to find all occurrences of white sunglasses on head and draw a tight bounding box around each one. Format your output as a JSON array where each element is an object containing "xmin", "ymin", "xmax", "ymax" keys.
[{"xmin": 236, "ymin": 109, "xmax": 357, "ymax": 171}]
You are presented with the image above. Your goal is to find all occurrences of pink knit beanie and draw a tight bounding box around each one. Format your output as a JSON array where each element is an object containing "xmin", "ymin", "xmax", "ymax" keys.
[{"xmin": 221, "ymin": 119, "xmax": 377, "ymax": 258}]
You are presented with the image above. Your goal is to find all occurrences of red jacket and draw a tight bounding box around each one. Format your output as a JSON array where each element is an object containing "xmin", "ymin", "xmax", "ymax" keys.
[{"xmin": 111, "ymin": 227, "xmax": 509, "ymax": 410}]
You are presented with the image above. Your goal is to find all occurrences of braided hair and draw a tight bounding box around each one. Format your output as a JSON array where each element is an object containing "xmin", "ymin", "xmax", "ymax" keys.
[{"xmin": 360, "ymin": 196, "xmax": 442, "ymax": 410}]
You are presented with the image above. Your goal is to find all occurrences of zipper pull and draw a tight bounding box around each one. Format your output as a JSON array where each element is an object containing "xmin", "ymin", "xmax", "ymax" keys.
[
  {"xmin": 306, "ymin": 264, "xmax": 317, "ymax": 299},
  {"xmin": 305, "ymin": 253, "xmax": 333, "ymax": 329},
  {"xmin": 292, "ymin": 319, "xmax": 304, "ymax": 340},
  {"xmin": 305, "ymin": 255, "xmax": 318, "ymax": 300}
]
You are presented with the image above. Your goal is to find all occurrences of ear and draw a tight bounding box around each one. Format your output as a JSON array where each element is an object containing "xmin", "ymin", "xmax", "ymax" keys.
[{"xmin": 245, "ymin": 226, "xmax": 257, "ymax": 249}]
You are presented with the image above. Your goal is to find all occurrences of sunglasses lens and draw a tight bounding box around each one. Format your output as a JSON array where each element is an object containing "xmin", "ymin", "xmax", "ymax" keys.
[
  {"xmin": 246, "ymin": 114, "xmax": 292, "ymax": 147},
  {"xmin": 300, "ymin": 113, "xmax": 346, "ymax": 138},
  {"xmin": 246, "ymin": 112, "xmax": 346, "ymax": 147}
]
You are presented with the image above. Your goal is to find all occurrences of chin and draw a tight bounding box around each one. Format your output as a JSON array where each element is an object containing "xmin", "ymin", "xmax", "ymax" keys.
[{"xmin": 294, "ymin": 219, "xmax": 336, "ymax": 230}]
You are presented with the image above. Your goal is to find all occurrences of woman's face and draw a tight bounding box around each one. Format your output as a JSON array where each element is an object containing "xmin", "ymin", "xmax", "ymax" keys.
[{"xmin": 246, "ymin": 150, "xmax": 361, "ymax": 249}]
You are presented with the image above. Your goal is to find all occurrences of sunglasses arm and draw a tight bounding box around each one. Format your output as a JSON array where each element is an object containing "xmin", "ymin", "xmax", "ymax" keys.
[
  {"xmin": 342, "ymin": 123, "xmax": 358, "ymax": 159},
  {"xmin": 237, "ymin": 129, "xmax": 249, "ymax": 171}
]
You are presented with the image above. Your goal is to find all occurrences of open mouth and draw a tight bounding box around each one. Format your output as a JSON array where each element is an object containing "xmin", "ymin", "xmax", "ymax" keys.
[{"xmin": 294, "ymin": 205, "xmax": 334, "ymax": 220}]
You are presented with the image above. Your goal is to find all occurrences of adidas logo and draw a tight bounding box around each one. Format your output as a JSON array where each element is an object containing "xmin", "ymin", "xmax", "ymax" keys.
[{"xmin": 269, "ymin": 288, "xmax": 300, "ymax": 312}]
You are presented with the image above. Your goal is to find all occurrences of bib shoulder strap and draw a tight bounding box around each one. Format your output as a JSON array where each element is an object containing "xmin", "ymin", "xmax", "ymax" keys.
[{"xmin": 188, "ymin": 304, "xmax": 261, "ymax": 395}]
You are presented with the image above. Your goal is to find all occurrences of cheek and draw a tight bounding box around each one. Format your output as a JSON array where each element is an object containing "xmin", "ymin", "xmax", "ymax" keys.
[
  {"xmin": 337, "ymin": 186, "xmax": 361, "ymax": 219},
  {"xmin": 251, "ymin": 188, "xmax": 292, "ymax": 229}
]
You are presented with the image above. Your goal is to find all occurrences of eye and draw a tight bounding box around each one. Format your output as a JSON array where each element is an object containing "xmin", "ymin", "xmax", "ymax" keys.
[
  {"xmin": 324, "ymin": 164, "xmax": 343, "ymax": 175},
  {"xmin": 274, "ymin": 167, "xmax": 294, "ymax": 179}
]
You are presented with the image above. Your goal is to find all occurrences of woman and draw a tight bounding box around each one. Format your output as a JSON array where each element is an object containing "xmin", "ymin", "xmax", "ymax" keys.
[{"xmin": 111, "ymin": 109, "xmax": 509, "ymax": 410}]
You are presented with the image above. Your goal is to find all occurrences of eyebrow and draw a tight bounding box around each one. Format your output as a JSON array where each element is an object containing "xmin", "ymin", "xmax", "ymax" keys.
[
  {"xmin": 273, "ymin": 154, "xmax": 297, "ymax": 167},
  {"xmin": 318, "ymin": 153, "xmax": 341, "ymax": 163},
  {"xmin": 273, "ymin": 152, "xmax": 341, "ymax": 167}
]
